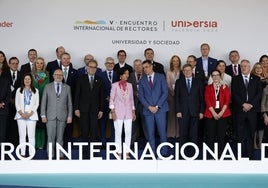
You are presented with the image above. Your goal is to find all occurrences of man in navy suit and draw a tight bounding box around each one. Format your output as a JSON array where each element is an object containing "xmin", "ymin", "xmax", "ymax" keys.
[
  {"xmin": 77, "ymin": 54, "xmax": 102, "ymax": 77},
  {"xmin": 60, "ymin": 52, "xmax": 77, "ymax": 148},
  {"xmin": 139, "ymin": 60, "xmax": 169, "ymax": 157},
  {"xmin": 100, "ymin": 57, "xmax": 117, "ymax": 146},
  {"xmin": 5, "ymin": 57, "xmax": 21, "ymax": 147},
  {"xmin": 225, "ymin": 50, "xmax": 242, "ymax": 77},
  {"xmin": 196, "ymin": 43, "xmax": 217, "ymax": 80},
  {"xmin": 175, "ymin": 64, "xmax": 204, "ymax": 149},
  {"xmin": 231, "ymin": 60, "xmax": 262, "ymax": 159},
  {"xmin": 128, "ymin": 59, "xmax": 147, "ymax": 143},
  {"xmin": 20, "ymin": 49, "xmax": 37, "ymax": 76},
  {"xmin": 46, "ymin": 46, "xmax": 66, "ymax": 82},
  {"xmin": 113, "ymin": 50, "xmax": 133, "ymax": 80}
]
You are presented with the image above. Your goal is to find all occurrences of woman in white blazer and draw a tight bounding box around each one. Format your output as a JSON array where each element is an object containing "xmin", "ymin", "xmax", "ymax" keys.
[{"xmin": 15, "ymin": 73, "xmax": 39, "ymax": 157}]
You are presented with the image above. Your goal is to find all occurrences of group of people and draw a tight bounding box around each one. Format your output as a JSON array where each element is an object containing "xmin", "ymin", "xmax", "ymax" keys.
[{"xmin": 0, "ymin": 43, "xmax": 268, "ymax": 160}]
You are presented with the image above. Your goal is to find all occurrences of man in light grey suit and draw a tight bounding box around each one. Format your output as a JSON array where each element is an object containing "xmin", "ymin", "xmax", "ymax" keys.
[{"xmin": 41, "ymin": 69, "xmax": 73, "ymax": 159}]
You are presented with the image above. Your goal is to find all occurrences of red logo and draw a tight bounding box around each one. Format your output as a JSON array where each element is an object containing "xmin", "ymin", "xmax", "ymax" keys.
[
  {"xmin": 171, "ymin": 20, "xmax": 217, "ymax": 28},
  {"xmin": 0, "ymin": 21, "xmax": 14, "ymax": 28}
]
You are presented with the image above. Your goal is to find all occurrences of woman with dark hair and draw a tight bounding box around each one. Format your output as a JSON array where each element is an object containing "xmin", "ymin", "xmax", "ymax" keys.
[
  {"xmin": 0, "ymin": 51, "xmax": 9, "ymax": 74},
  {"xmin": 109, "ymin": 67, "xmax": 136, "ymax": 159},
  {"xmin": 259, "ymin": 55, "xmax": 268, "ymax": 78},
  {"xmin": 15, "ymin": 73, "xmax": 39, "ymax": 157},
  {"xmin": 208, "ymin": 60, "xmax": 232, "ymax": 88},
  {"xmin": 0, "ymin": 51, "xmax": 11, "ymax": 144},
  {"xmin": 204, "ymin": 70, "xmax": 231, "ymax": 158}
]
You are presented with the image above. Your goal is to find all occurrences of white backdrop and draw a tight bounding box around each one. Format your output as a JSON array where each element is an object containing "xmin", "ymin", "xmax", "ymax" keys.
[{"xmin": 1, "ymin": 0, "xmax": 268, "ymax": 70}]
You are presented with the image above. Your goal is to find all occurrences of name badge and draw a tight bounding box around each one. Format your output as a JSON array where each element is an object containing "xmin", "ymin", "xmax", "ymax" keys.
[{"xmin": 215, "ymin": 100, "xmax": 220, "ymax": 109}]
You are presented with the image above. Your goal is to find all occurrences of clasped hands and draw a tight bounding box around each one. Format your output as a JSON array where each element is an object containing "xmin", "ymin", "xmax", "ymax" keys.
[
  {"xmin": 242, "ymin": 103, "xmax": 253, "ymax": 112},
  {"xmin": 148, "ymin": 105, "xmax": 158, "ymax": 114}
]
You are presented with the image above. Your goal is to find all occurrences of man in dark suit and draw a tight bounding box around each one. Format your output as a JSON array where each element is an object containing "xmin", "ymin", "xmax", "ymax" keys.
[
  {"xmin": 20, "ymin": 49, "xmax": 37, "ymax": 76},
  {"xmin": 225, "ymin": 50, "xmax": 242, "ymax": 77},
  {"xmin": 175, "ymin": 64, "xmax": 204, "ymax": 150},
  {"xmin": 196, "ymin": 43, "xmax": 217, "ymax": 80},
  {"xmin": 60, "ymin": 52, "xmax": 77, "ymax": 148},
  {"xmin": 225, "ymin": 50, "xmax": 242, "ymax": 143},
  {"xmin": 100, "ymin": 57, "xmax": 117, "ymax": 146},
  {"xmin": 5, "ymin": 57, "xmax": 21, "ymax": 146},
  {"xmin": 113, "ymin": 50, "xmax": 133, "ymax": 80},
  {"xmin": 46, "ymin": 46, "xmax": 66, "ymax": 82},
  {"xmin": 0, "ymin": 68, "xmax": 11, "ymax": 145},
  {"xmin": 77, "ymin": 54, "xmax": 102, "ymax": 77},
  {"xmin": 144, "ymin": 48, "xmax": 165, "ymax": 75},
  {"xmin": 128, "ymin": 59, "xmax": 147, "ymax": 143},
  {"xmin": 139, "ymin": 60, "xmax": 169, "ymax": 158},
  {"xmin": 74, "ymin": 59, "xmax": 104, "ymax": 159},
  {"xmin": 231, "ymin": 59, "xmax": 262, "ymax": 159}
]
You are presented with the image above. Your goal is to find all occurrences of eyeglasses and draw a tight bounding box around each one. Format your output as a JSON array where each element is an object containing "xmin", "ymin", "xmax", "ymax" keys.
[
  {"xmin": 106, "ymin": 62, "xmax": 114, "ymax": 64},
  {"xmin": 212, "ymin": 74, "xmax": 220, "ymax": 77}
]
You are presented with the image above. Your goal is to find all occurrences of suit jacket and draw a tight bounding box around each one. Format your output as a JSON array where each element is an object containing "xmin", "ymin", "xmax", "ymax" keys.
[
  {"xmin": 14, "ymin": 88, "xmax": 39, "ymax": 120},
  {"xmin": 175, "ymin": 77, "xmax": 204, "ymax": 116},
  {"xmin": 128, "ymin": 72, "xmax": 143, "ymax": 107},
  {"xmin": 100, "ymin": 71, "xmax": 117, "ymax": 110},
  {"xmin": 2, "ymin": 69, "xmax": 21, "ymax": 100},
  {"xmin": 0, "ymin": 74, "xmax": 12, "ymax": 115},
  {"xmin": 138, "ymin": 73, "xmax": 169, "ymax": 115},
  {"xmin": 204, "ymin": 84, "xmax": 231, "ymax": 118},
  {"xmin": 226, "ymin": 64, "xmax": 241, "ymax": 77},
  {"xmin": 152, "ymin": 61, "xmax": 165, "ymax": 75},
  {"xmin": 20, "ymin": 62, "xmax": 32, "ymax": 77},
  {"xmin": 109, "ymin": 82, "xmax": 135, "ymax": 119},
  {"xmin": 232, "ymin": 74, "xmax": 262, "ymax": 113},
  {"xmin": 74, "ymin": 74, "xmax": 104, "ymax": 113},
  {"xmin": 40, "ymin": 82, "xmax": 73, "ymax": 121},
  {"xmin": 46, "ymin": 60, "xmax": 61, "ymax": 82},
  {"xmin": 62, "ymin": 66, "xmax": 77, "ymax": 97},
  {"xmin": 179, "ymin": 68, "xmax": 206, "ymax": 85},
  {"xmin": 77, "ymin": 66, "xmax": 102, "ymax": 77},
  {"xmin": 196, "ymin": 57, "xmax": 217, "ymax": 76}
]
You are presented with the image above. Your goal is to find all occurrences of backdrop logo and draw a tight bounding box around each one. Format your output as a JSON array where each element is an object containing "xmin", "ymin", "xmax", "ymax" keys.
[
  {"xmin": 73, "ymin": 19, "xmax": 159, "ymax": 32},
  {"xmin": 75, "ymin": 20, "xmax": 107, "ymax": 25},
  {"xmin": 169, "ymin": 19, "xmax": 218, "ymax": 32},
  {"xmin": 0, "ymin": 21, "xmax": 14, "ymax": 28}
]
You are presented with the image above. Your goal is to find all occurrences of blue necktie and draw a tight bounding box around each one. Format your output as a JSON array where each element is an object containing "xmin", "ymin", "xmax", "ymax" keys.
[
  {"xmin": 90, "ymin": 76, "xmax": 94, "ymax": 89},
  {"xmin": 56, "ymin": 83, "xmax": 60, "ymax": 97},
  {"xmin": 187, "ymin": 79, "xmax": 191, "ymax": 93}
]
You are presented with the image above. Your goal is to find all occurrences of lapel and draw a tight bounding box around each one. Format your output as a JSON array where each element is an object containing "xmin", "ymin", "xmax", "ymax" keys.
[
  {"xmin": 151, "ymin": 73, "xmax": 157, "ymax": 89},
  {"xmin": 238, "ymin": 75, "xmax": 247, "ymax": 91}
]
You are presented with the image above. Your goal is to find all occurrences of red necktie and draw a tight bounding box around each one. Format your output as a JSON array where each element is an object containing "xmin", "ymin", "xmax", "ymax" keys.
[
  {"xmin": 234, "ymin": 65, "xmax": 237, "ymax": 76},
  {"xmin": 149, "ymin": 76, "xmax": 153, "ymax": 88}
]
